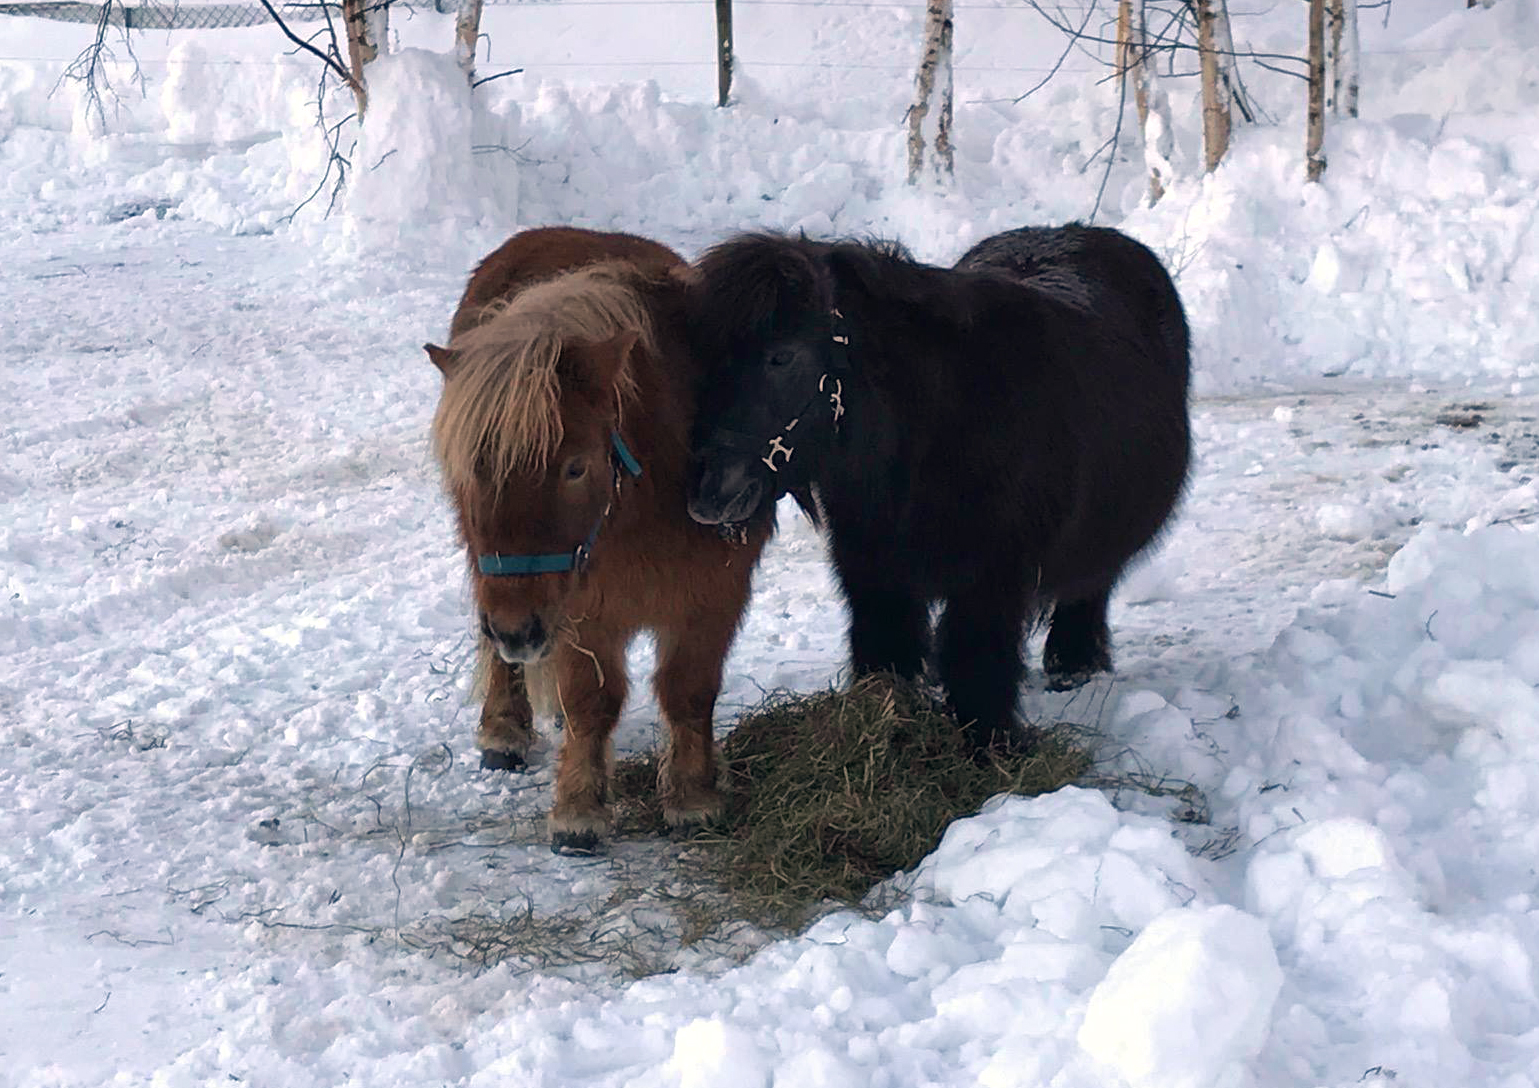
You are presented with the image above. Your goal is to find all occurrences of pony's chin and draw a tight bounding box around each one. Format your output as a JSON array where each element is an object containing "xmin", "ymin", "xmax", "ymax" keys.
[
  {"xmin": 495, "ymin": 643, "xmax": 552, "ymax": 666},
  {"xmin": 687, "ymin": 482, "xmax": 764, "ymax": 527}
]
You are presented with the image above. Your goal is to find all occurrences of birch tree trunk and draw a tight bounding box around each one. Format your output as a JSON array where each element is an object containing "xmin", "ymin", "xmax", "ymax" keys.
[
  {"xmin": 342, "ymin": 0, "xmax": 387, "ymax": 118},
  {"xmin": 906, "ymin": 0, "xmax": 955, "ymax": 186},
  {"xmin": 1208, "ymin": 0, "xmax": 1254, "ymax": 124},
  {"xmin": 1327, "ymin": 0, "xmax": 1359, "ymax": 118},
  {"xmin": 1306, "ymin": 0, "xmax": 1327, "ymax": 181},
  {"xmin": 1195, "ymin": 0, "xmax": 1232, "ymax": 172},
  {"xmin": 455, "ymin": 0, "xmax": 483, "ymax": 83},
  {"xmin": 1117, "ymin": 0, "xmax": 1171, "ymax": 204},
  {"xmin": 1141, "ymin": 61, "xmax": 1175, "ymax": 204},
  {"xmin": 364, "ymin": 1, "xmax": 389, "ymax": 66}
]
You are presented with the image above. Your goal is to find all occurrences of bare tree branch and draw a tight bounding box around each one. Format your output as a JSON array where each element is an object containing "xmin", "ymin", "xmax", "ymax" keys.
[
  {"xmin": 257, "ymin": 0, "xmax": 358, "ymax": 91},
  {"xmin": 54, "ymin": 0, "xmax": 147, "ymax": 134},
  {"xmin": 1022, "ymin": 0, "xmax": 1309, "ymax": 75}
]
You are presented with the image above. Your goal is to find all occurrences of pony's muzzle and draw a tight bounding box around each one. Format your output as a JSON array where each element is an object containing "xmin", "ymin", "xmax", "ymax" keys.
[
  {"xmin": 688, "ymin": 460, "xmax": 765, "ymax": 526},
  {"xmin": 481, "ymin": 612, "xmax": 552, "ymax": 665}
]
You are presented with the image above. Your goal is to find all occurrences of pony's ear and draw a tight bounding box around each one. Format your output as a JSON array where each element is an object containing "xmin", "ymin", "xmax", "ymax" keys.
[
  {"xmin": 425, "ymin": 343, "xmax": 458, "ymax": 376},
  {"xmin": 568, "ymin": 331, "xmax": 639, "ymax": 400}
]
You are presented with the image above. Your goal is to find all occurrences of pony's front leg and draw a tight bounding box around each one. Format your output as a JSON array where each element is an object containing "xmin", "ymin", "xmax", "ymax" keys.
[
  {"xmin": 476, "ymin": 637, "xmax": 535, "ymax": 770},
  {"xmin": 935, "ymin": 578, "xmax": 1033, "ymax": 752},
  {"xmin": 841, "ymin": 578, "xmax": 930, "ymax": 682},
  {"xmin": 547, "ymin": 636, "xmax": 628, "ymax": 854},
  {"xmin": 653, "ymin": 619, "xmax": 737, "ymax": 829}
]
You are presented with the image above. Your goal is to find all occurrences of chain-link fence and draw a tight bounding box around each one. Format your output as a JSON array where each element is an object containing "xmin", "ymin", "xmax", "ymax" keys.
[
  {"xmin": 0, "ymin": 1, "xmax": 333, "ymax": 27},
  {"xmin": 0, "ymin": 0, "xmax": 552, "ymax": 26}
]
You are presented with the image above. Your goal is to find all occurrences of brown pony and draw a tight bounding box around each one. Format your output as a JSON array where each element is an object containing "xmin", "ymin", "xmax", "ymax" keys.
[{"xmin": 425, "ymin": 228, "xmax": 772, "ymax": 853}]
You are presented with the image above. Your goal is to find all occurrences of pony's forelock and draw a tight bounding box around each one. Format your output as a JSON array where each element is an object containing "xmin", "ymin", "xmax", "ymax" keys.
[
  {"xmin": 431, "ymin": 263, "xmax": 651, "ymax": 491},
  {"xmin": 689, "ymin": 234, "xmax": 830, "ymax": 350},
  {"xmin": 689, "ymin": 233, "xmax": 922, "ymax": 353}
]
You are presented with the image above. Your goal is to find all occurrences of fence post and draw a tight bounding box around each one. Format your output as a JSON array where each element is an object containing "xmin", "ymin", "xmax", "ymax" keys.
[{"xmin": 714, "ymin": 0, "xmax": 733, "ymax": 107}]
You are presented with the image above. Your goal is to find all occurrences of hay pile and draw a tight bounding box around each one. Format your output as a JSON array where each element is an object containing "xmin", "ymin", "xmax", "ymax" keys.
[{"xmin": 617, "ymin": 675, "xmax": 1092, "ymax": 927}]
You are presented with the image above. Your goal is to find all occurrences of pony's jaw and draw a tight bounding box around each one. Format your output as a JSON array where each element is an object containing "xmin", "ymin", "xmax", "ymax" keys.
[{"xmin": 687, "ymin": 461, "xmax": 765, "ymax": 526}]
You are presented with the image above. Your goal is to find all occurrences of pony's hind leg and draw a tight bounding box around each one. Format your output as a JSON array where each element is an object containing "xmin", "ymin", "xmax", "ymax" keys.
[
  {"xmin": 475, "ymin": 636, "xmax": 536, "ymax": 770},
  {"xmin": 547, "ymin": 635, "xmax": 628, "ymax": 854},
  {"xmin": 1042, "ymin": 588, "xmax": 1113, "ymax": 691},
  {"xmin": 935, "ymin": 580, "xmax": 1033, "ymax": 752},
  {"xmin": 652, "ymin": 617, "xmax": 738, "ymax": 830}
]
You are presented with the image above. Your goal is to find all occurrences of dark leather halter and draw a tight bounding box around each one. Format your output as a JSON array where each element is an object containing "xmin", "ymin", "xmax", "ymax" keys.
[{"xmin": 708, "ymin": 308, "xmax": 851, "ymax": 480}]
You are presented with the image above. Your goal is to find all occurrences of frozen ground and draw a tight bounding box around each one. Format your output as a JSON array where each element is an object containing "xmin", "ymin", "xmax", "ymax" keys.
[{"xmin": 6, "ymin": 0, "xmax": 1539, "ymax": 1085}]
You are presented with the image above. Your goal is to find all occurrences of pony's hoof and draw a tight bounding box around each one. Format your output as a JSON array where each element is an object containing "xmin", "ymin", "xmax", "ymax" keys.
[
  {"xmin": 550, "ymin": 828, "xmax": 603, "ymax": 855},
  {"xmin": 548, "ymin": 808, "xmax": 610, "ymax": 855},
  {"xmin": 1044, "ymin": 668, "xmax": 1103, "ymax": 692},
  {"xmin": 965, "ymin": 721, "xmax": 1038, "ymax": 758},
  {"xmin": 667, "ymin": 821, "xmax": 719, "ymax": 843},
  {"xmin": 663, "ymin": 796, "xmax": 725, "ymax": 833},
  {"xmin": 480, "ymin": 747, "xmax": 528, "ymax": 772}
]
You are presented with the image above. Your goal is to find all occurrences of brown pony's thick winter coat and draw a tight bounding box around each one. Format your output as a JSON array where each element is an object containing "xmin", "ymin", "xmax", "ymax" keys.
[{"xmin": 426, "ymin": 228, "xmax": 772, "ymax": 852}]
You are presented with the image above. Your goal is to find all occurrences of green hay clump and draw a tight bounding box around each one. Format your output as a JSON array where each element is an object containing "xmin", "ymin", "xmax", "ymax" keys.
[
  {"xmin": 611, "ymin": 752, "xmax": 669, "ymax": 835},
  {"xmin": 702, "ymin": 675, "xmax": 1092, "ymax": 927}
]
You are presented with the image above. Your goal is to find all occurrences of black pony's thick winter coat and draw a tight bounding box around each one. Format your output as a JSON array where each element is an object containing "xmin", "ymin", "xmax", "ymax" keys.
[{"xmin": 685, "ymin": 224, "xmax": 1191, "ymax": 749}]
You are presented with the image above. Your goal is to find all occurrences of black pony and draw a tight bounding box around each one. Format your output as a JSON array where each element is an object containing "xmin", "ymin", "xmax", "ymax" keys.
[{"xmin": 684, "ymin": 224, "xmax": 1191, "ymax": 750}]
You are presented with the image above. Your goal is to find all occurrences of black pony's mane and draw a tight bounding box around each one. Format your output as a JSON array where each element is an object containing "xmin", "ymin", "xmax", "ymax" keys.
[{"xmin": 689, "ymin": 233, "xmax": 922, "ymax": 353}]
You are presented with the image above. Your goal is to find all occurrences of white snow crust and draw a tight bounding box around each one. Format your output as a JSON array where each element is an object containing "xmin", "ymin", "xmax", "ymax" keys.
[{"xmin": 6, "ymin": 0, "xmax": 1539, "ymax": 1085}]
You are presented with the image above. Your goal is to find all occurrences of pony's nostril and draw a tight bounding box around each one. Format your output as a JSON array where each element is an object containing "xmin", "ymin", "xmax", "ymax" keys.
[{"xmin": 737, "ymin": 477, "xmax": 763, "ymax": 513}]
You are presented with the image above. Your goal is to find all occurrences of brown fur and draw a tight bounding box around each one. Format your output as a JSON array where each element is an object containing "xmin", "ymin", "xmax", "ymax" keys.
[{"xmin": 427, "ymin": 227, "xmax": 773, "ymax": 850}]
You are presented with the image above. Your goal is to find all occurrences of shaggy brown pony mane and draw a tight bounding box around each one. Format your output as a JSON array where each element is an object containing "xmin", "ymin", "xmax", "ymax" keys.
[{"xmin": 431, "ymin": 261, "xmax": 654, "ymax": 491}]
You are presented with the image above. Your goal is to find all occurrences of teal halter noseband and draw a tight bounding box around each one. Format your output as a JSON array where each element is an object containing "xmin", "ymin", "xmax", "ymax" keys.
[{"xmin": 476, "ymin": 433, "xmax": 642, "ymax": 576}]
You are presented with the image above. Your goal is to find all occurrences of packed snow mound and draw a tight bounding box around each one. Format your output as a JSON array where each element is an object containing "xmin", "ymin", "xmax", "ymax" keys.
[
  {"xmin": 344, "ymin": 48, "xmax": 520, "ymax": 250},
  {"xmin": 1250, "ymin": 524, "xmax": 1539, "ymax": 770},
  {"xmin": 1078, "ymin": 905, "xmax": 1282, "ymax": 1088},
  {"xmin": 1197, "ymin": 523, "xmax": 1539, "ymax": 1084}
]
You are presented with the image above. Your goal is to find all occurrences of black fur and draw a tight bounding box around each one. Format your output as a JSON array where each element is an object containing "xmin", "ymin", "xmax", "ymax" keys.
[{"xmin": 685, "ymin": 224, "xmax": 1191, "ymax": 750}]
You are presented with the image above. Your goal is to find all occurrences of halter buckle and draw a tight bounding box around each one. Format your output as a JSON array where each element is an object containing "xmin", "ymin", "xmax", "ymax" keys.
[{"xmin": 762, "ymin": 436, "xmax": 795, "ymax": 473}]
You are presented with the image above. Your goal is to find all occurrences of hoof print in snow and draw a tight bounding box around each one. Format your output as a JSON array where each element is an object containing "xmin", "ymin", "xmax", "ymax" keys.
[
  {"xmin": 1435, "ymin": 408, "xmax": 1485, "ymax": 429},
  {"xmin": 247, "ymin": 816, "xmax": 287, "ymax": 846},
  {"xmin": 217, "ymin": 516, "xmax": 283, "ymax": 554},
  {"xmin": 479, "ymin": 748, "xmax": 528, "ymax": 772},
  {"xmin": 550, "ymin": 829, "xmax": 602, "ymax": 856}
]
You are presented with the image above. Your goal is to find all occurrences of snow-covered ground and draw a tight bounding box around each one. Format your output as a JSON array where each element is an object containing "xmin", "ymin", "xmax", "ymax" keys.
[{"xmin": 6, "ymin": 0, "xmax": 1539, "ymax": 1084}]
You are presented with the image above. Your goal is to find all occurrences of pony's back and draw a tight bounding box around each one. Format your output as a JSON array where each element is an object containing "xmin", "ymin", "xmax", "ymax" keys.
[
  {"xmin": 955, "ymin": 224, "xmax": 1190, "ymax": 383},
  {"xmin": 451, "ymin": 227, "xmax": 684, "ymax": 338}
]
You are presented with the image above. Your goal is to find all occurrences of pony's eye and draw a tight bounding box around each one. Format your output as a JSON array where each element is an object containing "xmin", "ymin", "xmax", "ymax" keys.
[
  {"xmin": 768, "ymin": 350, "xmax": 795, "ymax": 368},
  {"xmin": 563, "ymin": 458, "xmax": 589, "ymax": 482}
]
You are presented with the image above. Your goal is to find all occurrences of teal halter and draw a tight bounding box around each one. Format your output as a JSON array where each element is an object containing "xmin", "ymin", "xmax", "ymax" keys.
[{"xmin": 476, "ymin": 433, "xmax": 642, "ymax": 576}]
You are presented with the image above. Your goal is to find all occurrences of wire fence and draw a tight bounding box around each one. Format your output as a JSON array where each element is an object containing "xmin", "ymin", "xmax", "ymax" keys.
[{"xmin": 0, "ymin": 0, "xmax": 1496, "ymax": 57}]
